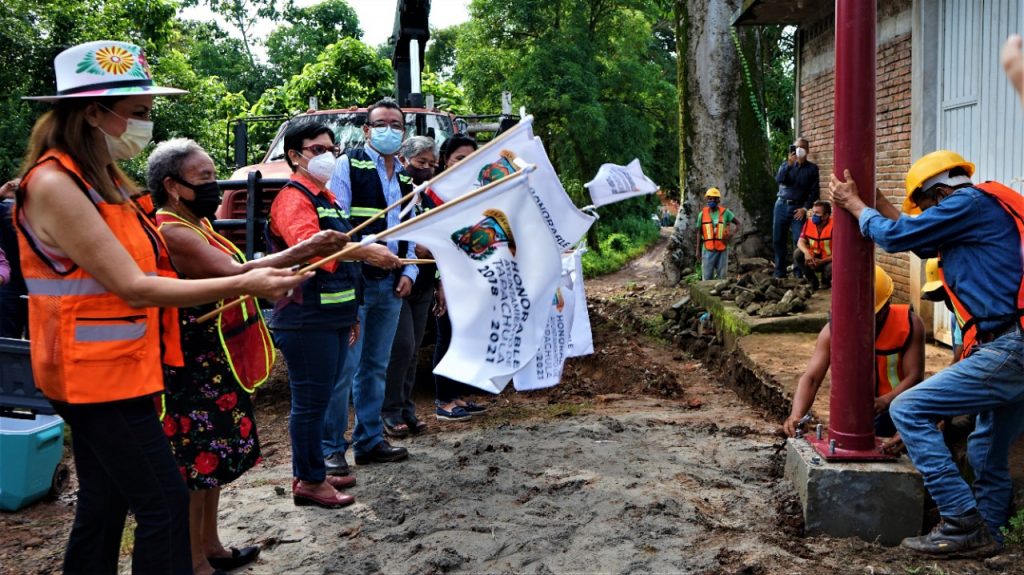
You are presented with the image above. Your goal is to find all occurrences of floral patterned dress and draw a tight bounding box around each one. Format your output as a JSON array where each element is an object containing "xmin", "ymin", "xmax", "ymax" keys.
[
  {"xmin": 161, "ymin": 303, "xmax": 261, "ymax": 490},
  {"xmin": 156, "ymin": 210, "xmax": 262, "ymax": 490}
]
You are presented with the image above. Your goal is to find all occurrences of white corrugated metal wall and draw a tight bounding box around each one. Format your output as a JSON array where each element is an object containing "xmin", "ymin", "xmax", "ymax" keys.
[{"xmin": 933, "ymin": 0, "xmax": 1024, "ymax": 343}]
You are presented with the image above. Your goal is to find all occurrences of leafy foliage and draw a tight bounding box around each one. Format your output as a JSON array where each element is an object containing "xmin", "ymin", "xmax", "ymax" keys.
[{"xmin": 266, "ymin": 0, "xmax": 362, "ymax": 83}]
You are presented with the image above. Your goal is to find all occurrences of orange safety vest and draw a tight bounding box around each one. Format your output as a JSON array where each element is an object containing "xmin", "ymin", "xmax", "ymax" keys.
[
  {"xmin": 156, "ymin": 209, "xmax": 273, "ymax": 393},
  {"xmin": 16, "ymin": 150, "xmax": 182, "ymax": 404},
  {"xmin": 874, "ymin": 304, "xmax": 913, "ymax": 397},
  {"xmin": 801, "ymin": 217, "xmax": 833, "ymax": 258},
  {"xmin": 939, "ymin": 181, "xmax": 1024, "ymax": 360},
  {"xmin": 700, "ymin": 206, "xmax": 728, "ymax": 252}
]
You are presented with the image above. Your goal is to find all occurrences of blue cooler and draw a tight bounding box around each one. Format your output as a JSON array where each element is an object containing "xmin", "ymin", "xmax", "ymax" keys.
[
  {"xmin": 0, "ymin": 413, "xmax": 64, "ymax": 511},
  {"xmin": 0, "ymin": 337, "xmax": 67, "ymax": 511}
]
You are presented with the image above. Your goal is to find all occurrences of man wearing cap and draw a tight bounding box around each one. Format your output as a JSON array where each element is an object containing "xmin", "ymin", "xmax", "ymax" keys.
[
  {"xmin": 783, "ymin": 266, "xmax": 925, "ymax": 445},
  {"xmin": 696, "ymin": 187, "xmax": 741, "ymax": 281},
  {"xmin": 831, "ymin": 150, "xmax": 1024, "ymax": 558},
  {"xmin": 773, "ymin": 137, "xmax": 820, "ymax": 279},
  {"xmin": 793, "ymin": 200, "xmax": 834, "ymax": 291}
]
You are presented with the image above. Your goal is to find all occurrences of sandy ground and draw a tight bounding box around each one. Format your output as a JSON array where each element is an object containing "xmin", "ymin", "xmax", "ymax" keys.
[{"xmin": 4, "ymin": 230, "xmax": 1024, "ymax": 574}]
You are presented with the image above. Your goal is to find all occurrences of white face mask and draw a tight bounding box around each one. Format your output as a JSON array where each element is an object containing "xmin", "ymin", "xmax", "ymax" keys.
[
  {"xmin": 304, "ymin": 151, "xmax": 337, "ymax": 182},
  {"xmin": 795, "ymin": 147, "xmax": 808, "ymax": 159},
  {"xmin": 98, "ymin": 106, "xmax": 153, "ymax": 161}
]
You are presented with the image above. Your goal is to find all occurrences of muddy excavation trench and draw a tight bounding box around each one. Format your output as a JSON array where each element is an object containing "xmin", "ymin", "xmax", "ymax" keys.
[{"xmin": 2, "ymin": 234, "xmax": 1022, "ymax": 575}]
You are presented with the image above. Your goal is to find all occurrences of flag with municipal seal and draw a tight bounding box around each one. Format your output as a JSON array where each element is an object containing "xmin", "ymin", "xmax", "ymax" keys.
[
  {"xmin": 512, "ymin": 249, "xmax": 594, "ymax": 391},
  {"xmin": 584, "ymin": 158, "xmax": 658, "ymax": 207},
  {"xmin": 385, "ymin": 167, "xmax": 563, "ymax": 393},
  {"xmin": 415, "ymin": 115, "xmax": 595, "ymax": 250}
]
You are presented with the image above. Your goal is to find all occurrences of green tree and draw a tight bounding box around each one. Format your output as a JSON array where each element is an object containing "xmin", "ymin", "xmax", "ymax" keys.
[
  {"xmin": 179, "ymin": 19, "xmax": 271, "ymax": 102},
  {"xmin": 266, "ymin": 0, "xmax": 361, "ymax": 83},
  {"xmin": 455, "ymin": 0, "xmax": 678, "ymax": 214},
  {"xmin": 425, "ymin": 24, "xmax": 463, "ymax": 81},
  {"xmin": 183, "ymin": 0, "xmax": 280, "ymax": 69}
]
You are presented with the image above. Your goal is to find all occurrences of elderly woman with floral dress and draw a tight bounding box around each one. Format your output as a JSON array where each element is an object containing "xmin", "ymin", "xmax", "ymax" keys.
[{"xmin": 147, "ymin": 139, "xmax": 351, "ymax": 575}]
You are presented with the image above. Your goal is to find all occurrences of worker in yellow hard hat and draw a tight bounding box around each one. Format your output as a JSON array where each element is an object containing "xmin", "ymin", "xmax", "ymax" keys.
[
  {"xmin": 829, "ymin": 150, "xmax": 1024, "ymax": 557},
  {"xmin": 784, "ymin": 266, "xmax": 924, "ymax": 446},
  {"xmin": 920, "ymin": 258, "xmax": 963, "ymax": 361},
  {"xmin": 696, "ymin": 187, "xmax": 741, "ymax": 280}
]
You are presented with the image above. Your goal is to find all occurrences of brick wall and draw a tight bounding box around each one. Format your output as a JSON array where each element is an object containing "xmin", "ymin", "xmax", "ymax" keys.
[{"xmin": 797, "ymin": 2, "xmax": 913, "ymax": 302}]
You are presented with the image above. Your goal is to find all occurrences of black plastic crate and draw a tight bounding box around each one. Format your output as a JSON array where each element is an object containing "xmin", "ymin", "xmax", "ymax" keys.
[{"xmin": 0, "ymin": 338, "xmax": 53, "ymax": 417}]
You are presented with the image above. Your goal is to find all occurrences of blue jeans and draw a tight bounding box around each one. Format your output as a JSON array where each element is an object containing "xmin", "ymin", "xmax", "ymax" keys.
[
  {"xmin": 772, "ymin": 198, "xmax": 805, "ymax": 278},
  {"xmin": 701, "ymin": 249, "xmax": 728, "ymax": 280},
  {"xmin": 274, "ymin": 327, "xmax": 351, "ymax": 482},
  {"xmin": 322, "ymin": 277, "xmax": 403, "ymax": 457},
  {"xmin": 889, "ymin": 330, "xmax": 1024, "ymax": 539}
]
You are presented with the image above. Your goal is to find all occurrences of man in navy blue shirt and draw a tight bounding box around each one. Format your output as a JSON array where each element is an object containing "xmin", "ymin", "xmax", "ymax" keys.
[
  {"xmin": 831, "ymin": 150, "xmax": 1024, "ymax": 559},
  {"xmin": 773, "ymin": 138, "xmax": 820, "ymax": 278}
]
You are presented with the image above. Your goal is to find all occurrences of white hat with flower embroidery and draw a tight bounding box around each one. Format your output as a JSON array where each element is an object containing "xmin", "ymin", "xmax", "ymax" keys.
[{"xmin": 24, "ymin": 40, "xmax": 186, "ymax": 102}]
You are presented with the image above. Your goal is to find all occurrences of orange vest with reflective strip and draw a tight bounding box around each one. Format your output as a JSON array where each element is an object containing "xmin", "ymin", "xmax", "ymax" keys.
[
  {"xmin": 874, "ymin": 304, "xmax": 913, "ymax": 397},
  {"xmin": 16, "ymin": 150, "xmax": 182, "ymax": 404},
  {"xmin": 156, "ymin": 209, "xmax": 273, "ymax": 393},
  {"xmin": 939, "ymin": 182, "xmax": 1024, "ymax": 360},
  {"xmin": 801, "ymin": 217, "xmax": 833, "ymax": 258},
  {"xmin": 701, "ymin": 207, "xmax": 728, "ymax": 251}
]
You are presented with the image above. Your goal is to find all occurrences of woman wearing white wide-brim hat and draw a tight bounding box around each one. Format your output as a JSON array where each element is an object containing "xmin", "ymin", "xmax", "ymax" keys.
[{"xmin": 18, "ymin": 41, "xmax": 306, "ymax": 574}]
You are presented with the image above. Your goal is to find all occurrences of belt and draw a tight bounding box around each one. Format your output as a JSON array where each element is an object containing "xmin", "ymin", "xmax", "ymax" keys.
[
  {"xmin": 777, "ymin": 197, "xmax": 803, "ymax": 205},
  {"xmin": 976, "ymin": 322, "xmax": 1020, "ymax": 344}
]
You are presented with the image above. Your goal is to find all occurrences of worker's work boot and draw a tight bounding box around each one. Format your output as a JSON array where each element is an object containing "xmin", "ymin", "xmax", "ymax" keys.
[{"xmin": 900, "ymin": 509, "xmax": 1002, "ymax": 558}]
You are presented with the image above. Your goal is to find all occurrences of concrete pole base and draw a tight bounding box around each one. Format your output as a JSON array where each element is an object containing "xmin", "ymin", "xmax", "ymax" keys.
[{"xmin": 785, "ymin": 437, "xmax": 925, "ymax": 546}]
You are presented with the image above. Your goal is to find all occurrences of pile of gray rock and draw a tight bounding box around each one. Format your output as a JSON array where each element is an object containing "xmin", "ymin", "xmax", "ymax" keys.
[{"xmin": 707, "ymin": 259, "xmax": 813, "ymax": 318}]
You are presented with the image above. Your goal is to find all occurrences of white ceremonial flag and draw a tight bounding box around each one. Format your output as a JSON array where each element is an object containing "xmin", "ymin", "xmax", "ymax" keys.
[
  {"xmin": 419, "ymin": 116, "xmax": 595, "ymax": 248},
  {"xmin": 512, "ymin": 269, "xmax": 576, "ymax": 391},
  {"xmin": 565, "ymin": 249, "xmax": 594, "ymax": 357},
  {"xmin": 386, "ymin": 168, "xmax": 563, "ymax": 393},
  {"xmin": 584, "ymin": 158, "xmax": 658, "ymax": 207}
]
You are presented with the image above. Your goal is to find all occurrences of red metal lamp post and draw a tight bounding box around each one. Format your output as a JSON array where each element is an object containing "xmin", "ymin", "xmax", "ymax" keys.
[{"xmin": 806, "ymin": 0, "xmax": 893, "ymax": 461}]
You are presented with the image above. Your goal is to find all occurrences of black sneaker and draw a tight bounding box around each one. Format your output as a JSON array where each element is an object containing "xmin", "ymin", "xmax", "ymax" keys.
[{"xmin": 900, "ymin": 509, "xmax": 1002, "ymax": 558}]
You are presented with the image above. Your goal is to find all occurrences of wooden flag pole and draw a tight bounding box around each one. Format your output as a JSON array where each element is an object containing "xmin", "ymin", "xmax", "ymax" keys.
[
  {"xmin": 196, "ymin": 168, "xmax": 534, "ymax": 323},
  {"xmin": 346, "ymin": 187, "xmax": 420, "ymax": 238}
]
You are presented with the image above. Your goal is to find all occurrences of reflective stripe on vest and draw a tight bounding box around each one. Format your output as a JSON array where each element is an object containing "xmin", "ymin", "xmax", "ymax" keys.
[
  {"xmin": 938, "ymin": 182, "xmax": 1024, "ymax": 360},
  {"xmin": 321, "ymin": 289, "xmax": 356, "ymax": 305},
  {"xmin": 350, "ymin": 158, "xmax": 376, "ymax": 170},
  {"xmin": 803, "ymin": 218, "xmax": 834, "ymax": 258},
  {"xmin": 75, "ymin": 321, "xmax": 147, "ymax": 342},
  {"xmin": 349, "ymin": 206, "xmax": 382, "ymax": 218},
  {"xmin": 317, "ymin": 206, "xmax": 347, "ymax": 219},
  {"xmin": 701, "ymin": 207, "xmax": 727, "ymax": 251},
  {"xmin": 875, "ymin": 304, "xmax": 912, "ymax": 397}
]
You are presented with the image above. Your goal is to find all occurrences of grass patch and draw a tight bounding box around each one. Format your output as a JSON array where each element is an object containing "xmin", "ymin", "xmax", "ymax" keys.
[
  {"xmin": 582, "ymin": 216, "xmax": 661, "ymax": 278},
  {"xmin": 120, "ymin": 515, "xmax": 137, "ymax": 558},
  {"xmin": 1002, "ymin": 507, "xmax": 1024, "ymax": 548}
]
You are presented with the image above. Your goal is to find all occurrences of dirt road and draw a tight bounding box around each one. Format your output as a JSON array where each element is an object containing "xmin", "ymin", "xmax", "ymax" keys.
[{"xmin": 3, "ymin": 231, "xmax": 1021, "ymax": 574}]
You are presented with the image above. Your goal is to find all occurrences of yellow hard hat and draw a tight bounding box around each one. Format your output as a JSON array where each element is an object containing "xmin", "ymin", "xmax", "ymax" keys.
[
  {"xmin": 922, "ymin": 258, "xmax": 943, "ymax": 296},
  {"xmin": 705, "ymin": 187, "xmax": 721, "ymax": 198},
  {"xmin": 874, "ymin": 265, "xmax": 894, "ymax": 314},
  {"xmin": 902, "ymin": 150, "xmax": 975, "ymax": 215}
]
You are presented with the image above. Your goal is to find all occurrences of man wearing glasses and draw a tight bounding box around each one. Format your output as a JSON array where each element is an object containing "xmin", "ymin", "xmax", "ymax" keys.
[{"xmin": 323, "ymin": 98, "xmax": 417, "ymax": 472}]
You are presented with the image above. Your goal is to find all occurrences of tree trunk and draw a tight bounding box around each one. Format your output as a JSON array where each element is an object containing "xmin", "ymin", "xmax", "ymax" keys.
[{"xmin": 664, "ymin": 0, "xmax": 774, "ymax": 284}]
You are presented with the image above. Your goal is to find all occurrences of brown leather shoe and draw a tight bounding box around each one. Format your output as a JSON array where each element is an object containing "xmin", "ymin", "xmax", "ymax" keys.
[{"xmin": 292, "ymin": 481, "xmax": 354, "ymax": 508}]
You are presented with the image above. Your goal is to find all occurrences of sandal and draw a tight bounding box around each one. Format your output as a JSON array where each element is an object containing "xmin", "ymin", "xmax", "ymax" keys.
[
  {"xmin": 406, "ymin": 415, "xmax": 428, "ymax": 435},
  {"xmin": 383, "ymin": 419, "xmax": 410, "ymax": 438},
  {"xmin": 292, "ymin": 482, "xmax": 354, "ymax": 508}
]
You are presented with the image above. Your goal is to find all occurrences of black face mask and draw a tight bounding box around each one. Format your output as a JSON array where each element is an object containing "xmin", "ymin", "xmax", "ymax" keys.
[
  {"xmin": 172, "ymin": 175, "xmax": 222, "ymax": 221},
  {"xmin": 404, "ymin": 165, "xmax": 434, "ymax": 185}
]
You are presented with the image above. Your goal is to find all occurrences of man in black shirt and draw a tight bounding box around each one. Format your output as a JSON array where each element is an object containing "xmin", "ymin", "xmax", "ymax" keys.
[{"xmin": 773, "ymin": 137, "xmax": 820, "ymax": 278}]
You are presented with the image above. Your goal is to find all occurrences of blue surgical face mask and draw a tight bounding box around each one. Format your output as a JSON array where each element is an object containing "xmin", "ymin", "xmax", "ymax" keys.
[
  {"xmin": 369, "ymin": 126, "xmax": 403, "ymax": 155},
  {"xmin": 707, "ymin": 200, "xmax": 719, "ymax": 209},
  {"xmin": 811, "ymin": 214, "xmax": 822, "ymax": 225}
]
